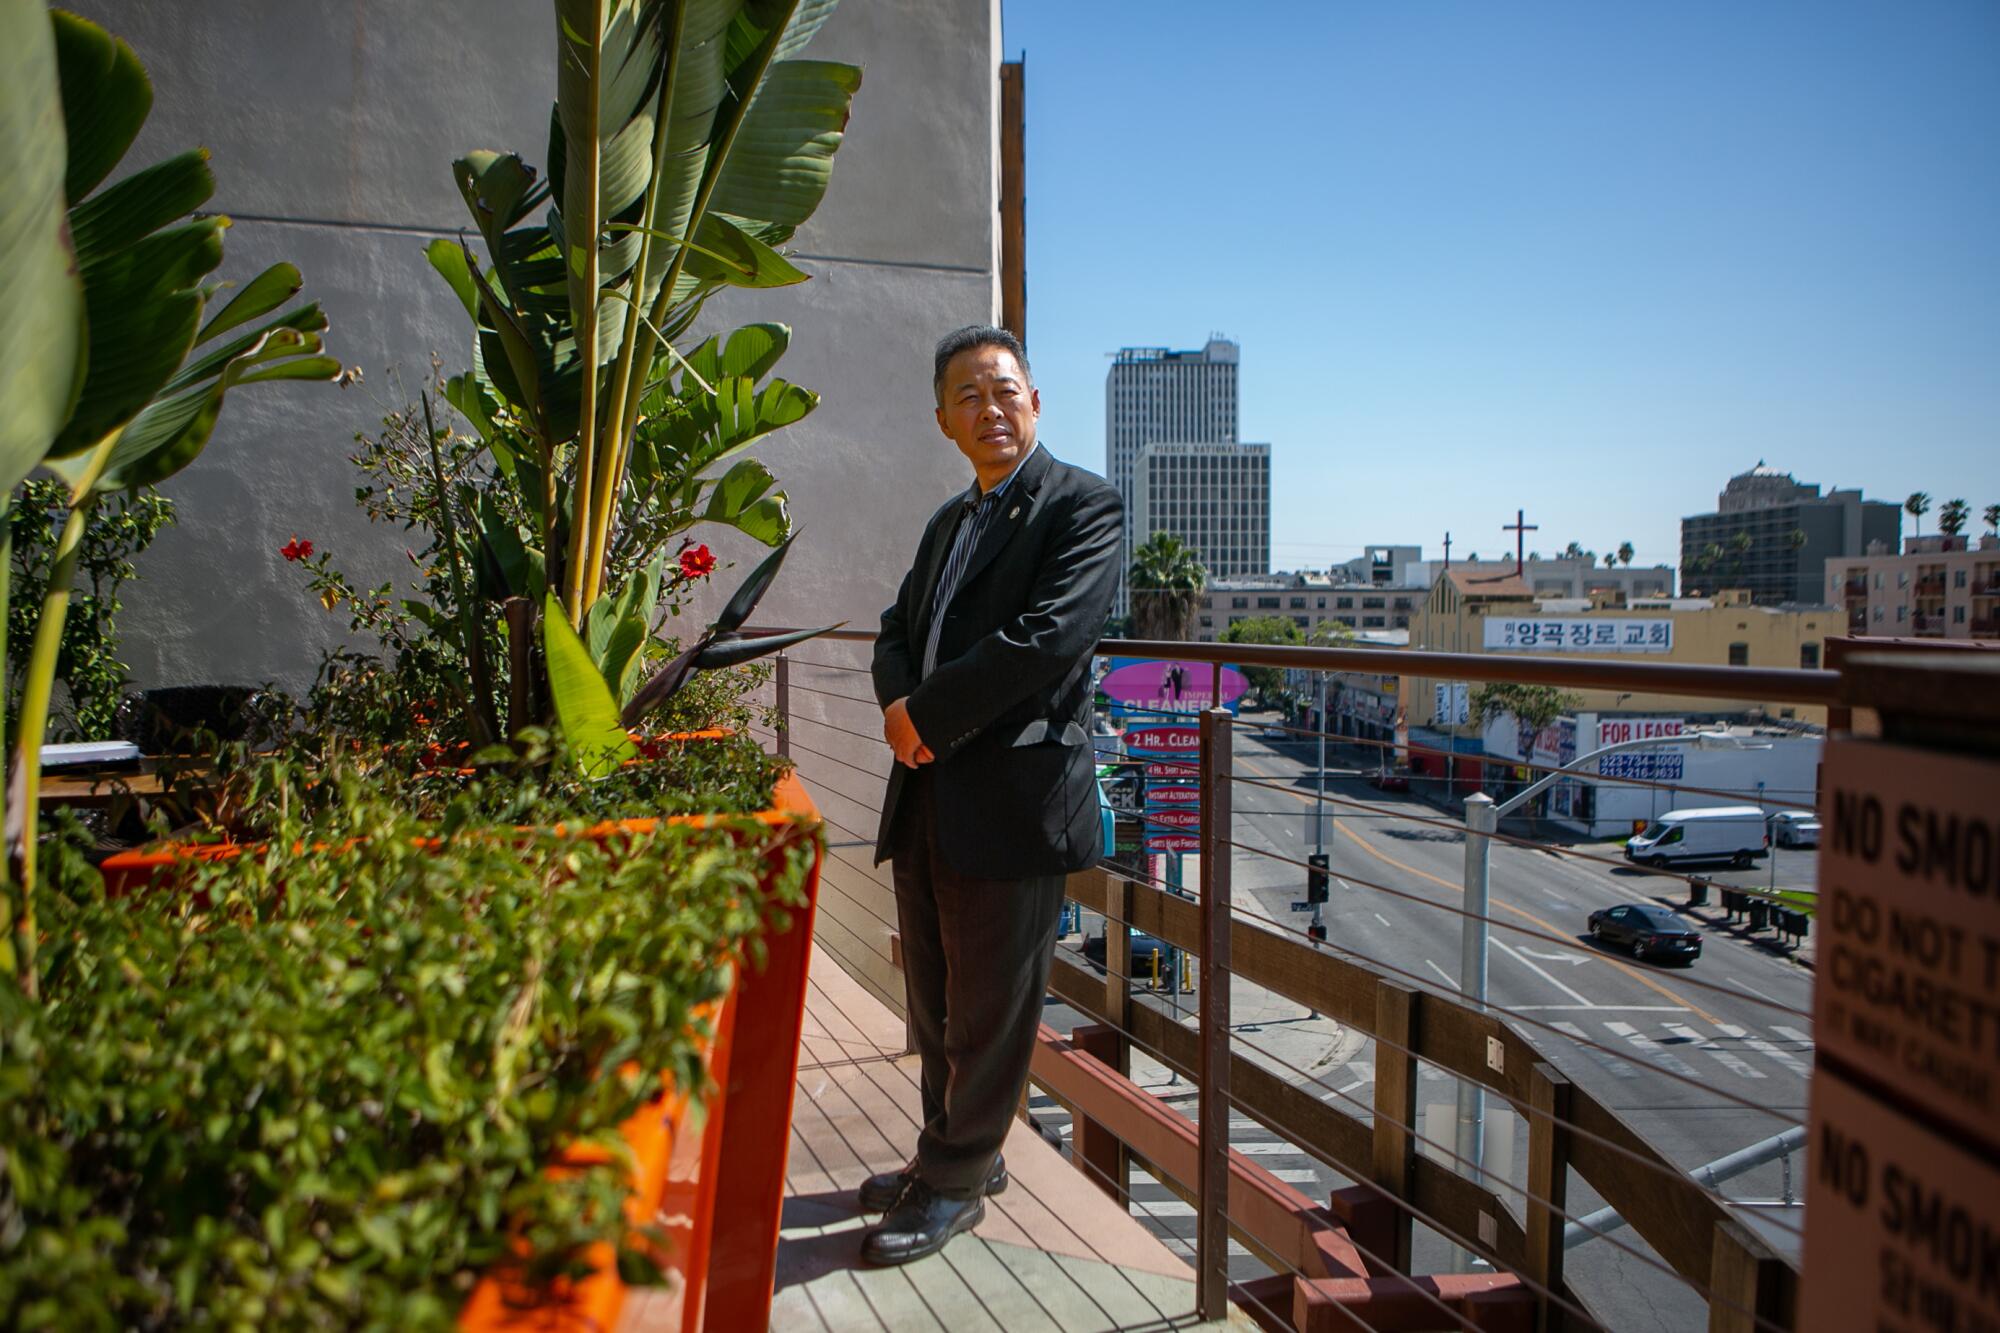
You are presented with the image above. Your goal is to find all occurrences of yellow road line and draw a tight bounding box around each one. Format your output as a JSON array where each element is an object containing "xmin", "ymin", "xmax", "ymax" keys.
[{"xmin": 1241, "ymin": 758, "xmax": 1721, "ymax": 1025}]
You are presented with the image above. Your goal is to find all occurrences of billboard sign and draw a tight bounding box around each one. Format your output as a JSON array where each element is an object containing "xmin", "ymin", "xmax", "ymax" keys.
[
  {"xmin": 1125, "ymin": 725, "xmax": 1202, "ymax": 756},
  {"xmin": 1145, "ymin": 808, "xmax": 1201, "ymax": 830},
  {"xmin": 1101, "ymin": 657, "xmax": 1248, "ymax": 717},
  {"xmin": 1484, "ymin": 618, "xmax": 1673, "ymax": 653},
  {"xmin": 1597, "ymin": 717, "xmax": 1684, "ymax": 747},
  {"xmin": 1145, "ymin": 833, "xmax": 1202, "ymax": 853},
  {"xmin": 1145, "ymin": 784, "xmax": 1201, "ymax": 806}
]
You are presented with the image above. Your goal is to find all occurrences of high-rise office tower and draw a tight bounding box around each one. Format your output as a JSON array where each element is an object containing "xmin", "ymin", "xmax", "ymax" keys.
[
  {"xmin": 1106, "ymin": 338, "xmax": 1240, "ymax": 613},
  {"xmin": 1132, "ymin": 442, "xmax": 1271, "ymax": 582},
  {"xmin": 1680, "ymin": 463, "xmax": 1900, "ymax": 605}
]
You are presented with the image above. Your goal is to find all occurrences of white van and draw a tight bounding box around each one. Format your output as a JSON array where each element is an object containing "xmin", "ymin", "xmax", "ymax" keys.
[{"xmin": 1625, "ymin": 806, "xmax": 1768, "ymax": 868}]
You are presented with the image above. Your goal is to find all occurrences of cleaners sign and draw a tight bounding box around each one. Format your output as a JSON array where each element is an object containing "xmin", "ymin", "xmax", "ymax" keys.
[{"xmin": 1802, "ymin": 737, "xmax": 2000, "ymax": 1331}]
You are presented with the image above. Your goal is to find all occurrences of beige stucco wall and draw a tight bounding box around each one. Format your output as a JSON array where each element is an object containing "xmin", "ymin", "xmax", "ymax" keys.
[{"xmin": 62, "ymin": 0, "xmax": 1004, "ymax": 1018}]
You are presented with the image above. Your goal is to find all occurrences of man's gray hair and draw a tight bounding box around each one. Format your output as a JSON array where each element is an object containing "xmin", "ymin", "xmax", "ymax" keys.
[{"xmin": 932, "ymin": 325, "xmax": 1030, "ymax": 405}]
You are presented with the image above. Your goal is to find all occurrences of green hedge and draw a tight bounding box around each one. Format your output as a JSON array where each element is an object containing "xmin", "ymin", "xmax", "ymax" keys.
[{"xmin": 0, "ymin": 765, "xmax": 814, "ymax": 1329}]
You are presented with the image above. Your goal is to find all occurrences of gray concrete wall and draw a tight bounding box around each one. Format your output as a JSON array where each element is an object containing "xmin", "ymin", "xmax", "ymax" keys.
[
  {"xmin": 64, "ymin": 0, "xmax": 1000, "ymax": 1014},
  {"xmin": 64, "ymin": 0, "xmax": 997, "ymax": 690}
]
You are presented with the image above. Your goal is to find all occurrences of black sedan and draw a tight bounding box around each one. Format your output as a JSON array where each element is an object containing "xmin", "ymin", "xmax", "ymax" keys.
[
  {"xmin": 1080, "ymin": 929, "xmax": 1171, "ymax": 983},
  {"xmin": 1588, "ymin": 903, "xmax": 1703, "ymax": 965}
]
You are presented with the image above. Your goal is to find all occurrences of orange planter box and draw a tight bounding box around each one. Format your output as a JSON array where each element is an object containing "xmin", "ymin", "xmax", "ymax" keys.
[{"xmin": 98, "ymin": 770, "xmax": 824, "ymax": 1333}]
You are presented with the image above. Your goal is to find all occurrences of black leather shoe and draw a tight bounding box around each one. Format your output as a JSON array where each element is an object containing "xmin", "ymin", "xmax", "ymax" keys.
[
  {"xmin": 860, "ymin": 1179, "xmax": 985, "ymax": 1266},
  {"xmin": 857, "ymin": 1155, "xmax": 1008, "ymax": 1213}
]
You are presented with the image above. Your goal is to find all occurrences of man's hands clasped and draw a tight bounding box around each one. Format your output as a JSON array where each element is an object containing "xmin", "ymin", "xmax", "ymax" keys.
[{"xmin": 883, "ymin": 697, "xmax": 935, "ymax": 769}]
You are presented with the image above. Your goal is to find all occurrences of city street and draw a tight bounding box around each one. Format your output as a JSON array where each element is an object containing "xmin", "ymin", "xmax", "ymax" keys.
[{"xmin": 1046, "ymin": 721, "xmax": 1816, "ymax": 1330}]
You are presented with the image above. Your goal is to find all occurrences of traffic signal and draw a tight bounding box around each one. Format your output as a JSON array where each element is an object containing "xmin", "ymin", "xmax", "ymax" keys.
[
  {"xmin": 1308, "ymin": 921, "xmax": 1328, "ymax": 943},
  {"xmin": 1307, "ymin": 852, "xmax": 1329, "ymax": 905}
]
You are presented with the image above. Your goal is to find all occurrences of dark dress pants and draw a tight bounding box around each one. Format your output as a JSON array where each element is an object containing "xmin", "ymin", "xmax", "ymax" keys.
[{"xmin": 890, "ymin": 768, "xmax": 1065, "ymax": 1198}]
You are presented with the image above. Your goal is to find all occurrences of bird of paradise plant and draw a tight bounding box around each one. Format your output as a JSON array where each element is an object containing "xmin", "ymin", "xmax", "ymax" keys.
[
  {"xmin": 0, "ymin": 6, "xmax": 339, "ymax": 995},
  {"xmin": 428, "ymin": 0, "xmax": 859, "ymax": 749}
]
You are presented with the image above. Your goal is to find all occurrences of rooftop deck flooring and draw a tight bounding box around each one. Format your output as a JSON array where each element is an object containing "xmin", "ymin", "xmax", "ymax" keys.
[{"xmin": 624, "ymin": 942, "xmax": 1249, "ymax": 1332}]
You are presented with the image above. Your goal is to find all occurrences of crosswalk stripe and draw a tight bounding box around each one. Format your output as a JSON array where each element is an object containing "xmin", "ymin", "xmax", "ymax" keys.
[
  {"xmin": 1552, "ymin": 1021, "xmax": 1640, "ymax": 1079},
  {"xmin": 1715, "ymin": 1023, "xmax": 1811, "ymax": 1077},
  {"xmin": 1772, "ymin": 1025, "xmax": 1815, "ymax": 1048},
  {"xmin": 1664, "ymin": 1022, "xmax": 1765, "ymax": 1080},
  {"xmin": 1604, "ymin": 1021, "xmax": 1702, "ymax": 1080}
]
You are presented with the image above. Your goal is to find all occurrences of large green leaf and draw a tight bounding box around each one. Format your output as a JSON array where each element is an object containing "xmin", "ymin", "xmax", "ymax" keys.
[
  {"xmin": 702, "ymin": 457, "xmax": 788, "ymax": 545},
  {"xmin": 718, "ymin": 322, "xmax": 789, "ymax": 380},
  {"xmin": 86, "ymin": 326, "xmax": 335, "ymax": 492},
  {"xmin": 543, "ymin": 592, "xmax": 640, "ymax": 776},
  {"xmin": 67, "ymin": 148, "xmax": 214, "ymax": 260},
  {"xmin": 0, "ymin": 0, "xmax": 84, "ymax": 494},
  {"xmin": 425, "ymin": 238, "xmax": 479, "ymax": 320},
  {"xmin": 198, "ymin": 262, "xmax": 305, "ymax": 343},
  {"xmin": 48, "ymin": 288, "xmax": 201, "ymax": 457},
  {"xmin": 682, "ymin": 211, "xmax": 808, "ymax": 289},
  {"xmin": 706, "ymin": 59, "xmax": 860, "ymax": 230},
  {"xmin": 49, "ymin": 9, "xmax": 148, "ymax": 201}
]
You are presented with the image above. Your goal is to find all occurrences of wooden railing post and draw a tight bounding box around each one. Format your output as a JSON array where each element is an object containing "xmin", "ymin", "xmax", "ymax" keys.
[
  {"xmin": 1707, "ymin": 1217, "xmax": 1793, "ymax": 1333},
  {"xmin": 1093, "ymin": 865, "xmax": 1131, "ymax": 1202},
  {"xmin": 1524, "ymin": 1061, "xmax": 1572, "ymax": 1332},
  {"xmin": 1371, "ymin": 980, "xmax": 1419, "ymax": 1272},
  {"xmin": 1197, "ymin": 707, "xmax": 1233, "ymax": 1321}
]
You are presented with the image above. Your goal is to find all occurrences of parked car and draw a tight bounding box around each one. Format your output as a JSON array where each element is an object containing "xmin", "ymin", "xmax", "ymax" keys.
[
  {"xmin": 1624, "ymin": 805, "xmax": 1767, "ymax": 868},
  {"xmin": 1081, "ymin": 929, "xmax": 1170, "ymax": 981},
  {"xmin": 1366, "ymin": 768, "xmax": 1411, "ymax": 793},
  {"xmin": 1588, "ymin": 903, "xmax": 1704, "ymax": 964},
  {"xmin": 1770, "ymin": 810, "xmax": 1821, "ymax": 849}
]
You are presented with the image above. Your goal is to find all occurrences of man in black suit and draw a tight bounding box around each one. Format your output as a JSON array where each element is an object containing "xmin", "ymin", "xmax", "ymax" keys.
[{"xmin": 860, "ymin": 325, "xmax": 1121, "ymax": 1264}]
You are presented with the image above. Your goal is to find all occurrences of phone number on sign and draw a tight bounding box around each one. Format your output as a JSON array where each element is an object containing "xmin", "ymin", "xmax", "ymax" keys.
[{"xmin": 1597, "ymin": 752, "xmax": 1684, "ymax": 781}]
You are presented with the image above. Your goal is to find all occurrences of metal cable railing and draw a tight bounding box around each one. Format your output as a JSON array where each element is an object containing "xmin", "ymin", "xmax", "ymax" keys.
[
  {"xmin": 753, "ymin": 631, "xmax": 1821, "ymax": 1330},
  {"xmin": 1045, "ymin": 941, "xmax": 1790, "ymax": 1333}
]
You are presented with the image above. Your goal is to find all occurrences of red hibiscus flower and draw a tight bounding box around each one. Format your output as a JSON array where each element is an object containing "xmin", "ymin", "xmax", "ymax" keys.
[
  {"xmin": 679, "ymin": 543, "xmax": 716, "ymax": 579},
  {"xmin": 280, "ymin": 536, "xmax": 314, "ymax": 562}
]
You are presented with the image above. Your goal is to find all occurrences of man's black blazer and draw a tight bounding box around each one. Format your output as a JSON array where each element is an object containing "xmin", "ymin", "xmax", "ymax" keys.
[{"xmin": 872, "ymin": 445, "xmax": 1122, "ymax": 880}]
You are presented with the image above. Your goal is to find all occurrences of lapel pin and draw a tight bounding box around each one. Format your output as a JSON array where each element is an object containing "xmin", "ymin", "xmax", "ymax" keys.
[{"xmin": 1009, "ymin": 505, "xmax": 1020, "ymax": 520}]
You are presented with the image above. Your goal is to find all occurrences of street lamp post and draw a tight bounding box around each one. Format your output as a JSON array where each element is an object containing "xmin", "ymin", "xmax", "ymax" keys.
[{"xmin": 1448, "ymin": 727, "xmax": 1764, "ymax": 1271}]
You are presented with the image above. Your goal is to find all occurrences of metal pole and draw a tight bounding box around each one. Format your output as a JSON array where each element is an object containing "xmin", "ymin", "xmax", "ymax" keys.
[
  {"xmin": 1315, "ymin": 673, "xmax": 1328, "ymax": 854},
  {"xmin": 774, "ymin": 651, "xmax": 791, "ymax": 760},
  {"xmin": 1563, "ymin": 1126, "xmax": 1806, "ymax": 1248},
  {"xmin": 1196, "ymin": 706, "xmax": 1233, "ymax": 1321},
  {"xmin": 1312, "ymin": 672, "xmax": 1329, "ymax": 949},
  {"xmin": 1452, "ymin": 792, "xmax": 1497, "ymax": 1271}
]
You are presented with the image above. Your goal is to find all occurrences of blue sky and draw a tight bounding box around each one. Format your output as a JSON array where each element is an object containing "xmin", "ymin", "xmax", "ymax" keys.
[{"xmin": 999, "ymin": 0, "xmax": 2000, "ymax": 573}]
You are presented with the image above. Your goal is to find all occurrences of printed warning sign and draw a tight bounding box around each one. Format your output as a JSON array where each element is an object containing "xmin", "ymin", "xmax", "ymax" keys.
[
  {"xmin": 1817, "ymin": 738, "xmax": 2000, "ymax": 1143},
  {"xmin": 1801, "ymin": 1073, "xmax": 2000, "ymax": 1332}
]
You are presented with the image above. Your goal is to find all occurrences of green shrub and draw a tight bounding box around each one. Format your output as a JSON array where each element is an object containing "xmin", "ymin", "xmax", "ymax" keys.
[
  {"xmin": 6, "ymin": 477, "xmax": 175, "ymax": 744},
  {"xmin": 0, "ymin": 763, "xmax": 814, "ymax": 1329}
]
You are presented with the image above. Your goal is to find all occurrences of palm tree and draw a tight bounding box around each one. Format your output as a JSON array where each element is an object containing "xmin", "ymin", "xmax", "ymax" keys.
[
  {"xmin": 1602, "ymin": 551, "xmax": 1617, "ymax": 569},
  {"xmin": 1128, "ymin": 533, "xmax": 1207, "ymax": 641},
  {"xmin": 1985, "ymin": 503, "xmax": 1999, "ymax": 537},
  {"xmin": 1938, "ymin": 498, "xmax": 1970, "ymax": 539},
  {"xmin": 1727, "ymin": 530, "xmax": 1753, "ymax": 585},
  {"xmin": 1617, "ymin": 541, "xmax": 1635, "ymax": 567},
  {"xmin": 1906, "ymin": 492, "xmax": 1932, "ymax": 538}
]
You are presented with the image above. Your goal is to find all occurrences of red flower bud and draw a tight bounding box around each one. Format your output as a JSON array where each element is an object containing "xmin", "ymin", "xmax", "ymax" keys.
[{"xmin": 281, "ymin": 536, "xmax": 314, "ymax": 562}]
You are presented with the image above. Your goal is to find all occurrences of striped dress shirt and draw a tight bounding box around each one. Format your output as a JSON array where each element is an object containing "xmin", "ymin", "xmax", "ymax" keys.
[{"xmin": 921, "ymin": 446, "xmax": 1036, "ymax": 677}]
